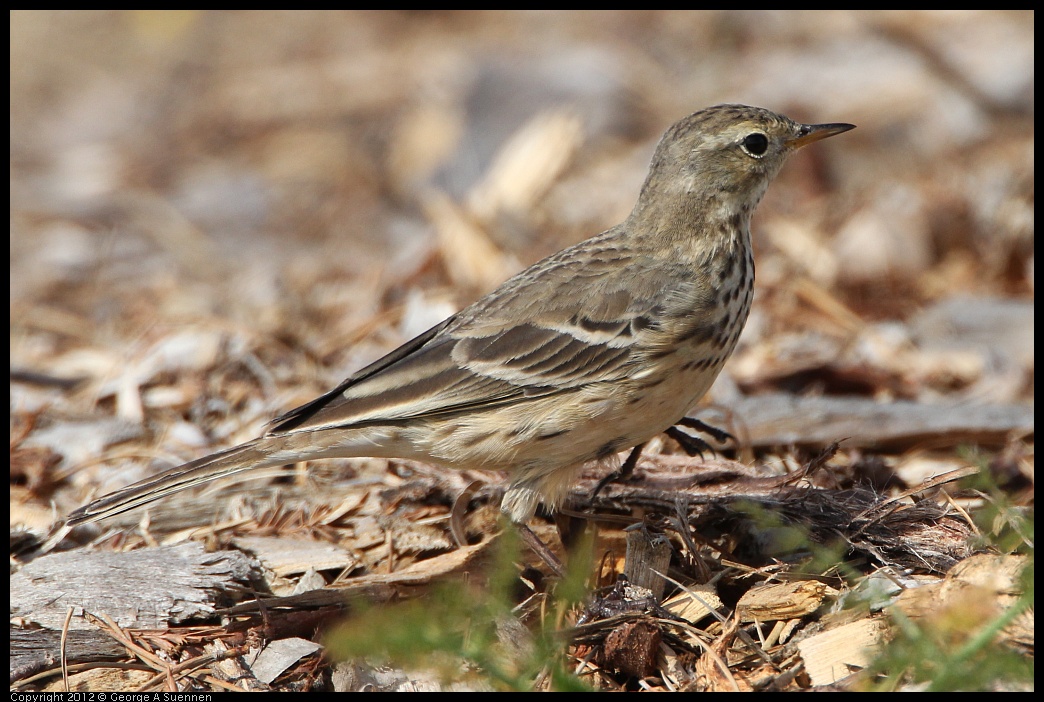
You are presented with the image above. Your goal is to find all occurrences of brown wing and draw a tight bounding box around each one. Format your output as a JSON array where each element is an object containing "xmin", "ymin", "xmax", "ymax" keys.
[{"xmin": 265, "ymin": 230, "xmax": 691, "ymax": 436}]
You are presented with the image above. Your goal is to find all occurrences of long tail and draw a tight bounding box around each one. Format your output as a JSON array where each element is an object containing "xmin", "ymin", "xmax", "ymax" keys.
[{"xmin": 66, "ymin": 439, "xmax": 281, "ymax": 526}]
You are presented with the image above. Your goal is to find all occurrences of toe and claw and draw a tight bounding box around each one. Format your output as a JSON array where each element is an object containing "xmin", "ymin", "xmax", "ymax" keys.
[{"xmin": 591, "ymin": 417, "xmax": 736, "ymax": 498}]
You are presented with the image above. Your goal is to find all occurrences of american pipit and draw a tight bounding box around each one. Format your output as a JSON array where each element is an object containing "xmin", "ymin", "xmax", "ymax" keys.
[{"xmin": 67, "ymin": 105, "xmax": 853, "ymax": 529}]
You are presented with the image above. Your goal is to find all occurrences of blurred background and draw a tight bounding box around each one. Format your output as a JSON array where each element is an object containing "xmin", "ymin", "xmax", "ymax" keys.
[{"xmin": 10, "ymin": 11, "xmax": 1034, "ymax": 522}]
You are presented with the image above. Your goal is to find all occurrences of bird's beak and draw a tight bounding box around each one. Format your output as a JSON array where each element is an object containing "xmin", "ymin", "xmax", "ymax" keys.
[{"xmin": 787, "ymin": 122, "xmax": 856, "ymax": 149}]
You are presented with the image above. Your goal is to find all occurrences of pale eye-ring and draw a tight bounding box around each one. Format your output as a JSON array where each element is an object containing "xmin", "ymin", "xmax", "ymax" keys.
[{"xmin": 740, "ymin": 132, "xmax": 769, "ymax": 158}]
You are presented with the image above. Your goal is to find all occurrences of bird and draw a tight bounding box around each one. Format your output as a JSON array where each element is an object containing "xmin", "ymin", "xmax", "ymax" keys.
[{"xmin": 66, "ymin": 105, "xmax": 854, "ymax": 532}]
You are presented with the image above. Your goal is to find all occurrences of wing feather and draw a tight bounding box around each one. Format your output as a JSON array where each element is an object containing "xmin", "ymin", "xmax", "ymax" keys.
[{"xmin": 265, "ymin": 230, "xmax": 692, "ymax": 436}]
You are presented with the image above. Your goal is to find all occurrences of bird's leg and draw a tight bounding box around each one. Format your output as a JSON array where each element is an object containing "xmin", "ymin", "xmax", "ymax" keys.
[
  {"xmin": 592, "ymin": 418, "xmax": 735, "ymax": 498},
  {"xmin": 516, "ymin": 522, "xmax": 567, "ymax": 578},
  {"xmin": 676, "ymin": 417, "xmax": 735, "ymax": 445},
  {"xmin": 664, "ymin": 426, "xmax": 713, "ymax": 459},
  {"xmin": 591, "ymin": 442, "xmax": 646, "ymax": 498},
  {"xmin": 667, "ymin": 417, "xmax": 736, "ymax": 459}
]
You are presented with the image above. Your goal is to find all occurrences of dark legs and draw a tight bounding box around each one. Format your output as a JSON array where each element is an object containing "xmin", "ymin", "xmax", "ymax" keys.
[{"xmin": 591, "ymin": 417, "xmax": 736, "ymax": 498}]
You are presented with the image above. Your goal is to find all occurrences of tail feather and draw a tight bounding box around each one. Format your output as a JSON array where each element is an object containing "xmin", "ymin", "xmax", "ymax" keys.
[{"xmin": 66, "ymin": 440, "xmax": 277, "ymax": 526}]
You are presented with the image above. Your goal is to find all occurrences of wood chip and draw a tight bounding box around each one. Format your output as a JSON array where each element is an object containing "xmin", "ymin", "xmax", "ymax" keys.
[
  {"xmin": 661, "ymin": 583, "xmax": 722, "ymax": 626},
  {"xmin": 796, "ymin": 617, "xmax": 890, "ymax": 686},
  {"xmin": 726, "ymin": 393, "xmax": 1033, "ymax": 449},
  {"xmin": 623, "ymin": 525, "xmax": 672, "ymax": 600},
  {"xmin": 247, "ymin": 637, "xmax": 322, "ymax": 684},
  {"xmin": 11, "ymin": 542, "xmax": 260, "ymax": 630},
  {"xmin": 894, "ymin": 553, "xmax": 1032, "ymax": 650},
  {"xmin": 736, "ymin": 580, "xmax": 835, "ymax": 623},
  {"xmin": 599, "ymin": 619, "xmax": 662, "ymax": 679},
  {"xmin": 233, "ymin": 536, "xmax": 356, "ymax": 578}
]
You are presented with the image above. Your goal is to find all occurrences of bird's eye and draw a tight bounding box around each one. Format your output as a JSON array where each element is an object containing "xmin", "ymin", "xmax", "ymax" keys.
[{"xmin": 740, "ymin": 132, "xmax": 769, "ymax": 157}]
